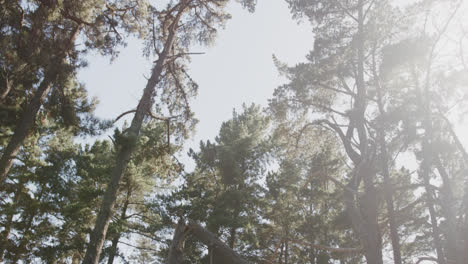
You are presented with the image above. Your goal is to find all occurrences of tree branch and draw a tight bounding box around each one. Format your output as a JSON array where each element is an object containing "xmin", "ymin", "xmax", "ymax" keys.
[
  {"xmin": 114, "ymin": 110, "xmax": 137, "ymax": 123},
  {"xmin": 315, "ymin": 119, "xmax": 361, "ymax": 164}
]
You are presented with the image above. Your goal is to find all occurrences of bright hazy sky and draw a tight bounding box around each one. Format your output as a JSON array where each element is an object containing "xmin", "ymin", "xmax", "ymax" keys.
[{"xmin": 78, "ymin": 0, "xmax": 314, "ymax": 168}]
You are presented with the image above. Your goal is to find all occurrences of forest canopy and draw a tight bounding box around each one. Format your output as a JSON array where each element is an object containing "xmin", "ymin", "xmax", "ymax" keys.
[{"xmin": 1, "ymin": 0, "xmax": 468, "ymax": 264}]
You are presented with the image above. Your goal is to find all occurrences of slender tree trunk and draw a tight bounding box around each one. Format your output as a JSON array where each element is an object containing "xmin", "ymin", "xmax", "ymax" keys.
[
  {"xmin": 106, "ymin": 194, "xmax": 130, "ymax": 264},
  {"xmin": 167, "ymin": 219, "xmax": 187, "ymax": 264},
  {"xmin": 420, "ymin": 119, "xmax": 446, "ymax": 264},
  {"xmin": 344, "ymin": 171, "xmax": 382, "ymax": 264},
  {"xmin": 284, "ymin": 239, "xmax": 289, "ymax": 264},
  {"xmin": 81, "ymin": 2, "xmax": 189, "ymax": 263},
  {"xmin": 229, "ymin": 197, "xmax": 241, "ymax": 249},
  {"xmin": 422, "ymin": 166, "xmax": 446, "ymax": 264},
  {"xmin": 0, "ymin": 25, "xmax": 82, "ymax": 185},
  {"xmin": 377, "ymin": 123, "xmax": 402, "ymax": 264},
  {"xmin": 229, "ymin": 227, "xmax": 236, "ymax": 249},
  {"xmin": 0, "ymin": 78, "xmax": 13, "ymax": 101},
  {"xmin": 361, "ymin": 167, "xmax": 384, "ymax": 264},
  {"xmin": 353, "ymin": 1, "xmax": 383, "ymax": 263},
  {"xmin": 280, "ymin": 243, "xmax": 284, "ymax": 264},
  {"xmin": 464, "ymin": 196, "xmax": 468, "ymax": 263},
  {"xmin": 418, "ymin": 53, "xmax": 447, "ymax": 264},
  {"xmin": 438, "ymin": 113, "xmax": 468, "ymax": 263},
  {"xmin": 0, "ymin": 77, "xmax": 51, "ymax": 183},
  {"xmin": 373, "ymin": 44, "xmax": 403, "ymax": 264},
  {"xmin": 435, "ymin": 158, "xmax": 462, "ymax": 264}
]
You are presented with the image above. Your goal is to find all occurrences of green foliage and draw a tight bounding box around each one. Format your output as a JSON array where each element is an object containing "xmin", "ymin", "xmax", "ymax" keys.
[{"xmin": 2, "ymin": 0, "xmax": 468, "ymax": 263}]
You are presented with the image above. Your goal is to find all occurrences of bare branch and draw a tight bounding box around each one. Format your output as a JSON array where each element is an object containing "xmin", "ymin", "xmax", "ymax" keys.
[
  {"xmin": 363, "ymin": 0, "xmax": 377, "ymax": 20},
  {"xmin": 165, "ymin": 52, "xmax": 205, "ymax": 61},
  {"xmin": 60, "ymin": 9, "xmax": 94, "ymax": 26},
  {"xmin": 108, "ymin": 135, "xmax": 117, "ymax": 146},
  {"xmin": 114, "ymin": 110, "xmax": 137, "ymax": 123}
]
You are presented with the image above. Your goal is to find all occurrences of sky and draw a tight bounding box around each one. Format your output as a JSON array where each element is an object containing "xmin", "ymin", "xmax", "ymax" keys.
[{"xmin": 78, "ymin": 0, "xmax": 315, "ymax": 169}]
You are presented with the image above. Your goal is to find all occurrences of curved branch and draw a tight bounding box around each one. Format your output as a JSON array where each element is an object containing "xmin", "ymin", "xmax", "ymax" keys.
[
  {"xmin": 315, "ymin": 119, "xmax": 361, "ymax": 164},
  {"xmin": 114, "ymin": 110, "xmax": 137, "ymax": 123}
]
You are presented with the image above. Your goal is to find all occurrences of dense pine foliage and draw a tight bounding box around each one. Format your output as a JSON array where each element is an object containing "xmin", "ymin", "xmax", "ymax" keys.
[{"xmin": 1, "ymin": 0, "xmax": 468, "ymax": 263}]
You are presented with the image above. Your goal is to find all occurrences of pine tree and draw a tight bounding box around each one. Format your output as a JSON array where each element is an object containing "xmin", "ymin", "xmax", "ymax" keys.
[
  {"xmin": 0, "ymin": 0, "xmax": 147, "ymax": 184},
  {"xmin": 82, "ymin": 1, "xmax": 235, "ymax": 262},
  {"xmin": 153, "ymin": 104, "xmax": 270, "ymax": 263},
  {"xmin": 264, "ymin": 127, "xmax": 362, "ymax": 264},
  {"xmin": 270, "ymin": 0, "xmax": 468, "ymax": 263}
]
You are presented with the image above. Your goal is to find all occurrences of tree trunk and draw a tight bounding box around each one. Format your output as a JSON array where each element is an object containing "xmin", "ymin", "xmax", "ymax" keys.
[
  {"xmin": 421, "ymin": 154, "xmax": 446, "ymax": 264},
  {"xmin": 464, "ymin": 196, "xmax": 468, "ymax": 264},
  {"xmin": 0, "ymin": 78, "xmax": 13, "ymax": 102},
  {"xmin": 106, "ymin": 193, "xmax": 130, "ymax": 264},
  {"xmin": 0, "ymin": 25, "xmax": 82, "ymax": 185},
  {"xmin": 439, "ymin": 110, "xmax": 468, "ymax": 264},
  {"xmin": 284, "ymin": 239, "xmax": 289, "ymax": 264},
  {"xmin": 361, "ymin": 168, "xmax": 384, "ymax": 264},
  {"xmin": 229, "ymin": 227, "xmax": 236, "ymax": 249},
  {"xmin": 81, "ymin": 2, "xmax": 189, "ymax": 263},
  {"xmin": 418, "ymin": 56, "xmax": 447, "ymax": 264},
  {"xmin": 435, "ymin": 158, "xmax": 462, "ymax": 264},
  {"xmin": 355, "ymin": 2, "xmax": 383, "ymax": 262},
  {"xmin": 438, "ymin": 112, "xmax": 468, "ymax": 263},
  {"xmin": 343, "ymin": 162, "xmax": 383, "ymax": 264},
  {"xmin": 167, "ymin": 219, "xmax": 187, "ymax": 264},
  {"xmin": 374, "ymin": 57, "xmax": 402, "ymax": 264},
  {"xmin": 377, "ymin": 119, "xmax": 402, "ymax": 264},
  {"xmin": 187, "ymin": 220, "xmax": 251, "ymax": 264}
]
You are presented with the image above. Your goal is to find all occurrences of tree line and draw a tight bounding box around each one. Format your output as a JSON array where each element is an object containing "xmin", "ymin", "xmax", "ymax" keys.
[{"xmin": 1, "ymin": 0, "xmax": 467, "ymax": 263}]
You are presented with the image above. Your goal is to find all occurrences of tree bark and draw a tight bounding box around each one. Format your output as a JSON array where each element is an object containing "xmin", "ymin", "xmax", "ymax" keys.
[
  {"xmin": 106, "ymin": 193, "xmax": 130, "ymax": 264},
  {"xmin": 377, "ymin": 113, "xmax": 402, "ymax": 264},
  {"xmin": 417, "ymin": 51, "xmax": 447, "ymax": 264},
  {"xmin": 81, "ymin": 2, "xmax": 189, "ymax": 263},
  {"xmin": 374, "ymin": 55, "xmax": 402, "ymax": 264},
  {"xmin": 229, "ymin": 227, "xmax": 236, "ymax": 249},
  {"xmin": 435, "ymin": 158, "xmax": 462, "ymax": 264},
  {"xmin": 361, "ymin": 166, "xmax": 384, "ymax": 264},
  {"xmin": 0, "ymin": 25, "xmax": 82, "ymax": 185},
  {"xmin": 420, "ymin": 143, "xmax": 446, "ymax": 264},
  {"xmin": 464, "ymin": 200, "xmax": 468, "ymax": 264},
  {"xmin": 346, "ymin": 1, "xmax": 383, "ymax": 263},
  {"xmin": 437, "ymin": 114, "xmax": 468, "ymax": 264},
  {"xmin": 187, "ymin": 220, "xmax": 251, "ymax": 264},
  {"xmin": 167, "ymin": 219, "xmax": 188, "ymax": 264}
]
